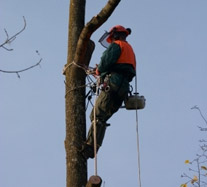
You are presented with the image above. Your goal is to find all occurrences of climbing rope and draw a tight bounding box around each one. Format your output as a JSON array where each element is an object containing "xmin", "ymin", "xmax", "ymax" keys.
[
  {"xmin": 136, "ymin": 107, "xmax": 142, "ymax": 187},
  {"xmin": 135, "ymin": 72, "xmax": 142, "ymax": 187},
  {"xmin": 63, "ymin": 61, "xmax": 95, "ymax": 75},
  {"xmin": 93, "ymin": 77, "xmax": 100, "ymax": 176}
]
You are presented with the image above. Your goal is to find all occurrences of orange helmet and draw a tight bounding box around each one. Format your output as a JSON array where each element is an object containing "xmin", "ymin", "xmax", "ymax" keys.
[{"xmin": 106, "ymin": 25, "xmax": 131, "ymax": 43}]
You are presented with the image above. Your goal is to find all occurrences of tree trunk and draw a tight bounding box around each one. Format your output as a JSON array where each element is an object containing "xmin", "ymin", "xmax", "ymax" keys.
[
  {"xmin": 65, "ymin": 1, "xmax": 88, "ymax": 187},
  {"xmin": 64, "ymin": 1, "xmax": 121, "ymax": 187}
]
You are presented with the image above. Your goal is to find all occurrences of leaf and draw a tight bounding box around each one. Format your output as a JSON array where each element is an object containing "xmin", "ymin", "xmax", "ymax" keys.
[
  {"xmin": 201, "ymin": 166, "xmax": 207, "ymax": 170},
  {"xmin": 193, "ymin": 176, "xmax": 198, "ymax": 181},
  {"xmin": 185, "ymin": 160, "xmax": 190, "ymax": 164},
  {"xmin": 180, "ymin": 184, "xmax": 187, "ymax": 187},
  {"xmin": 191, "ymin": 176, "xmax": 198, "ymax": 184}
]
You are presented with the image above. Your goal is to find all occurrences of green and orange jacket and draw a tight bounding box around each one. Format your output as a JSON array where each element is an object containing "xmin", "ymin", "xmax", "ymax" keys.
[{"xmin": 97, "ymin": 40, "xmax": 136, "ymax": 89}]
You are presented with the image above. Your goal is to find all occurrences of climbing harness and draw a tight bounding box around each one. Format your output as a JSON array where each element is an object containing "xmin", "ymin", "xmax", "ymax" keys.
[{"xmin": 100, "ymin": 74, "xmax": 111, "ymax": 92}]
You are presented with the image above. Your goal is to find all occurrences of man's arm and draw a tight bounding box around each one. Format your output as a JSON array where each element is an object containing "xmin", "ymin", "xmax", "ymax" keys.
[{"xmin": 98, "ymin": 43, "xmax": 121, "ymax": 74}]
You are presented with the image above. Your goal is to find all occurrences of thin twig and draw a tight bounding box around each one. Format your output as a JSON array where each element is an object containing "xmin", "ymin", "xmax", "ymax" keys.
[
  {"xmin": 191, "ymin": 105, "xmax": 207, "ymax": 125},
  {"xmin": 0, "ymin": 58, "xmax": 42, "ymax": 78},
  {"xmin": 0, "ymin": 16, "xmax": 26, "ymax": 51}
]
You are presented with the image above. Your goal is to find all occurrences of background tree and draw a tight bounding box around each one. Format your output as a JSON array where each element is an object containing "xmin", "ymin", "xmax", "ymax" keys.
[
  {"xmin": 0, "ymin": 16, "xmax": 42, "ymax": 78},
  {"xmin": 64, "ymin": 0, "xmax": 121, "ymax": 186},
  {"xmin": 181, "ymin": 106, "xmax": 207, "ymax": 187}
]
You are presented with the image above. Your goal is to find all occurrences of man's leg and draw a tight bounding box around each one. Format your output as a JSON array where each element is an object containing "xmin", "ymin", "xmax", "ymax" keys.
[
  {"xmin": 82, "ymin": 86, "xmax": 126, "ymax": 159},
  {"xmin": 82, "ymin": 120, "xmax": 109, "ymax": 159}
]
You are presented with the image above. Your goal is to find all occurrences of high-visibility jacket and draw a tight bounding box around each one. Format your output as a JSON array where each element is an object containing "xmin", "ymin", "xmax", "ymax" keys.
[
  {"xmin": 98, "ymin": 41, "xmax": 136, "ymax": 84},
  {"xmin": 114, "ymin": 40, "xmax": 136, "ymax": 69}
]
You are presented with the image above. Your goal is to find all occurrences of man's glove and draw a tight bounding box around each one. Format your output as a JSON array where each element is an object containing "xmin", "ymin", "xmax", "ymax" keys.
[
  {"xmin": 87, "ymin": 64, "xmax": 100, "ymax": 76},
  {"xmin": 95, "ymin": 68, "xmax": 100, "ymax": 76}
]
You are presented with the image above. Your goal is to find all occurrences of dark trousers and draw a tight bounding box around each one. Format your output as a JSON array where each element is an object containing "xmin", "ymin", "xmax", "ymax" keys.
[{"xmin": 86, "ymin": 81, "xmax": 129, "ymax": 147}]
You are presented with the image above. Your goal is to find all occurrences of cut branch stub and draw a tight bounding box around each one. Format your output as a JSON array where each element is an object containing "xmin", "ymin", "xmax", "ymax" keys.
[{"xmin": 86, "ymin": 175, "xmax": 102, "ymax": 187}]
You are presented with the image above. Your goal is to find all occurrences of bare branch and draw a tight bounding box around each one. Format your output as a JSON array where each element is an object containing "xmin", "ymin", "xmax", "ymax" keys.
[
  {"xmin": 0, "ymin": 58, "xmax": 42, "ymax": 78},
  {"xmin": 0, "ymin": 16, "xmax": 26, "ymax": 51},
  {"xmin": 63, "ymin": 0, "xmax": 121, "ymax": 75},
  {"xmin": 74, "ymin": 0, "xmax": 120, "ymax": 64},
  {"xmin": 191, "ymin": 105, "xmax": 207, "ymax": 126},
  {"xmin": 181, "ymin": 107, "xmax": 207, "ymax": 187}
]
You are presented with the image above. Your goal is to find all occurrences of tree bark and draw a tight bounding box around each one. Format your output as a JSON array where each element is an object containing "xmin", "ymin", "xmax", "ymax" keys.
[{"xmin": 65, "ymin": 1, "xmax": 88, "ymax": 187}]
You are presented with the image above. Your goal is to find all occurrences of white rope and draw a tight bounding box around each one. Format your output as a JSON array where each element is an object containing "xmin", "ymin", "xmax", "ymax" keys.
[
  {"xmin": 136, "ymin": 108, "xmax": 142, "ymax": 187},
  {"xmin": 62, "ymin": 61, "xmax": 92, "ymax": 75},
  {"xmin": 135, "ymin": 72, "xmax": 142, "ymax": 187},
  {"xmin": 93, "ymin": 77, "xmax": 100, "ymax": 176}
]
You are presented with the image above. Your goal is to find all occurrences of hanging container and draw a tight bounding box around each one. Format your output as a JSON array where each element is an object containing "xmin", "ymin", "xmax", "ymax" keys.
[{"xmin": 124, "ymin": 94, "xmax": 146, "ymax": 110}]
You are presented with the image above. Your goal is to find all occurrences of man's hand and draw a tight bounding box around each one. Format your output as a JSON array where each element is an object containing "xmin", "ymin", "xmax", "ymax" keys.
[{"xmin": 95, "ymin": 64, "xmax": 100, "ymax": 75}]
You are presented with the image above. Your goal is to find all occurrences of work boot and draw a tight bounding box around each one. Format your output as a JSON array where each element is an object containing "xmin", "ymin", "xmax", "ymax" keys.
[{"xmin": 81, "ymin": 120, "xmax": 110, "ymax": 160}]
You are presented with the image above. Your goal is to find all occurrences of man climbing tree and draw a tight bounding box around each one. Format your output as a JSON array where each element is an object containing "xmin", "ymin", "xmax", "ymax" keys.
[{"xmin": 81, "ymin": 25, "xmax": 136, "ymax": 159}]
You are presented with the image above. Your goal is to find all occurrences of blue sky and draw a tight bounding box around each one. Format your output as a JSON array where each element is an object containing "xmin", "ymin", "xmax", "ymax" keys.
[{"xmin": 1, "ymin": 0, "xmax": 207, "ymax": 187}]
